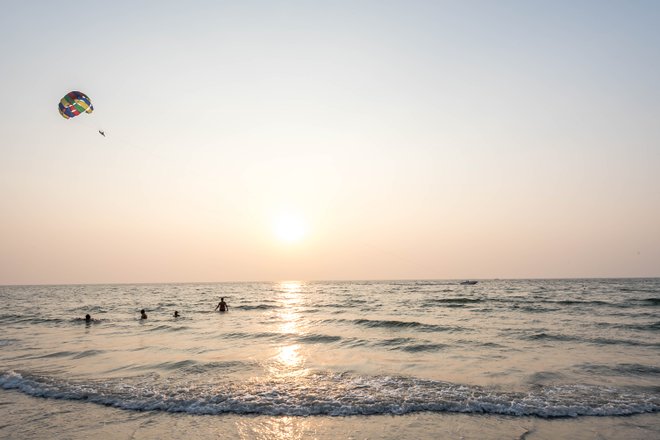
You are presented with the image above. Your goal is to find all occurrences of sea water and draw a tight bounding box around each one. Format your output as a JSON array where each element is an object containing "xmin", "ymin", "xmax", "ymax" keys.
[{"xmin": 0, "ymin": 279, "xmax": 658, "ymax": 420}]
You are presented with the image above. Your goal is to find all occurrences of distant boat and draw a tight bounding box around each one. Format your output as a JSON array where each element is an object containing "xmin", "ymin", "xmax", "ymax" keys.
[{"xmin": 460, "ymin": 280, "xmax": 478, "ymax": 285}]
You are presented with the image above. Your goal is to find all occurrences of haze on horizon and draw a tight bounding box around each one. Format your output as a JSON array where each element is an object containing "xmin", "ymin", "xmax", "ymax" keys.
[{"xmin": 1, "ymin": 1, "xmax": 659, "ymax": 285}]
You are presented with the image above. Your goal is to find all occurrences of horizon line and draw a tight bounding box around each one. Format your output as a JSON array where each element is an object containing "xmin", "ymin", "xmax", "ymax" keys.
[{"xmin": 2, "ymin": 276, "xmax": 659, "ymax": 288}]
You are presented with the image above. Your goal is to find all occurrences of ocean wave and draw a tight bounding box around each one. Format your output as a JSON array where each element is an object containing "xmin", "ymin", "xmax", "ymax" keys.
[
  {"xmin": 413, "ymin": 281, "xmax": 451, "ymax": 286},
  {"xmin": 234, "ymin": 304, "xmax": 279, "ymax": 311},
  {"xmin": 223, "ymin": 331, "xmax": 288, "ymax": 341},
  {"xmin": 344, "ymin": 318, "xmax": 459, "ymax": 333},
  {"xmin": 36, "ymin": 351, "xmax": 78, "ymax": 359},
  {"xmin": 0, "ymin": 315, "xmax": 68, "ymax": 325},
  {"xmin": 516, "ymin": 306, "xmax": 560, "ymax": 313},
  {"xmin": 523, "ymin": 332, "xmax": 660, "ymax": 347},
  {"xmin": 221, "ymin": 331, "xmax": 348, "ymax": 345},
  {"xmin": 147, "ymin": 360, "xmax": 216, "ymax": 371},
  {"xmin": 0, "ymin": 313, "xmax": 111, "ymax": 326},
  {"xmin": 394, "ymin": 342, "xmax": 448, "ymax": 352},
  {"xmin": 594, "ymin": 321, "xmax": 660, "ymax": 331},
  {"xmin": 297, "ymin": 334, "xmax": 342, "ymax": 344},
  {"xmin": 636, "ymin": 321, "xmax": 660, "ymax": 331},
  {"xmin": 375, "ymin": 337, "xmax": 417, "ymax": 347},
  {"xmin": 338, "ymin": 337, "xmax": 370, "ymax": 348},
  {"xmin": 590, "ymin": 337, "xmax": 660, "ymax": 348},
  {"xmin": 373, "ymin": 337, "xmax": 458, "ymax": 352},
  {"xmin": 72, "ymin": 350, "xmax": 105, "ymax": 360},
  {"xmin": 167, "ymin": 325, "xmax": 192, "ymax": 332},
  {"xmin": 146, "ymin": 325, "xmax": 177, "ymax": 332},
  {"xmin": 620, "ymin": 288, "xmax": 659, "ymax": 294},
  {"xmin": 0, "ymin": 313, "xmax": 23, "ymax": 322},
  {"xmin": 577, "ymin": 363, "xmax": 660, "ymax": 376},
  {"xmin": 466, "ymin": 341, "xmax": 504, "ymax": 348},
  {"xmin": 103, "ymin": 360, "xmax": 254, "ymax": 375},
  {"xmin": 547, "ymin": 300, "xmax": 613, "ymax": 306},
  {"xmin": 139, "ymin": 323, "xmax": 192, "ymax": 333},
  {"xmin": 179, "ymin": 360, "xmax": 254, "ymax": 374},
  {"xmin": 1, "ymin": 370, "xmax": 658, "ymax": 418},
  {"xmin": 428, "ymin": 297, "xmax": 483, "ymax": 304},
  {"xmin": 524, "ymin": 332, "xmax": 579, "ymax": 342}
]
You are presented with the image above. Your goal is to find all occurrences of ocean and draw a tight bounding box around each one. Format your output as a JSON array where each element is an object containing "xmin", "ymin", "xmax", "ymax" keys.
[{"xmin": 1, "ymin": 279, "xmax": 658, "ymax": 439}]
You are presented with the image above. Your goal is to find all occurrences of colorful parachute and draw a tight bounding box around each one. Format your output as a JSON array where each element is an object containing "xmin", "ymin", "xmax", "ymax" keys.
[{"xmin": 58, "ymin": 91, "xmax": 93, "ymax": 119}]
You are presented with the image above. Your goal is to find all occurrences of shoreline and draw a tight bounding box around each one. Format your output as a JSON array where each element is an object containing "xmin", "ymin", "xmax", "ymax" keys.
[{"xmin": 2, "ymin": 390, "xmax": 658, "ymax": 440}]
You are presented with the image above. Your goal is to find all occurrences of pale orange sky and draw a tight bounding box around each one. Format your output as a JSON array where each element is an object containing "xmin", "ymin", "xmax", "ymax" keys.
[{"xmin": 1, "ymin": 1, "xmax": 659, "ymax": 284}]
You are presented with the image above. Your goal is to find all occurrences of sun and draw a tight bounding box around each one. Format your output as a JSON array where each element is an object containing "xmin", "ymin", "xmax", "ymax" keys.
[{"xmin": 273, "ymin": 211, "xmax": 307, "ymax": 243}]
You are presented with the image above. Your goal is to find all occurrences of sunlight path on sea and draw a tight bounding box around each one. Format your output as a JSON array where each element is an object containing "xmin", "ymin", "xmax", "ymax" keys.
[{"xmin": 268, "ymin": 282, "xmax": 306, "ymax": 378}]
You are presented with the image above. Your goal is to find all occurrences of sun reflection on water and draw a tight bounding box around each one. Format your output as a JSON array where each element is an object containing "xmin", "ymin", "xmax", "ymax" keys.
[
  {"xmin": 237, "ymin": 416, "xmax": 311, "ymax": 440},
  {"xmin": 277, "ymin": 281, "xmax": 303, "ymax": 334},
  {"xmin": 275, "ymin": 343, "xmax": 303, "ymax": 371},
  {"xmin": 268, "ymin": 281, "xmax": 307, "ymax": 376},
  {"xmin": 280, "ymin": 281, "xmax": 303, "ymax": 294}
]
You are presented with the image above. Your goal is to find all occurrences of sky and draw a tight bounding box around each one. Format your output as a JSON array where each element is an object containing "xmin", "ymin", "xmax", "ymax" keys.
[{"xmin": 1, "ymin": 1, "xmax": 659, "ymax": 284}]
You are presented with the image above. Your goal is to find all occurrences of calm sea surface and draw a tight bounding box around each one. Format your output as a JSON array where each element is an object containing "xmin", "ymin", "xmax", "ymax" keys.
[{"xmin": 1, "ymin": 279, "xmax": 659, "ymax": 418}]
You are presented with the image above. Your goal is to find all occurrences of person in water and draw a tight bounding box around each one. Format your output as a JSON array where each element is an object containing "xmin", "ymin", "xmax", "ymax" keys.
[
  {"xmin": 173, "ymin": 311, "xmax": 180, "ymax": 318},
  {"xmin": 214, "ymin": 298, "xmax": 229, "ymax": 312},
  {"xmin": 140, "ymin": 309, "xmax": 148, "ymax": 319},
  {"xmin": 85, "ymin": 314, "xmax": 92, "ymax": 323}
]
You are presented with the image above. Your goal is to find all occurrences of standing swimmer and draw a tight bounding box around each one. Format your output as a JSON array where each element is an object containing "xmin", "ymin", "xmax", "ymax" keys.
[
  {"xmin": 214, "ymin": 298, "xmax": 229, "ymax": 312},
  {"xmin": 140, "ymin": 309, "xmax": 148, "ymax": 319}
]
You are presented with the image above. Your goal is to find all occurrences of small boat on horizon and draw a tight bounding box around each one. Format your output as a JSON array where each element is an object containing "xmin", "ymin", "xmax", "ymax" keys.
[{"xmin": 460, "ymin": 280, "xmax": 478, "ymax": 285}]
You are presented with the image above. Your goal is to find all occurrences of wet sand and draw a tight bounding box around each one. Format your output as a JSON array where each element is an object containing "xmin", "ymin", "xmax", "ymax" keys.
[{"xmin": 2, "ymin": 390, "xmax": 658, "ymax": 439}]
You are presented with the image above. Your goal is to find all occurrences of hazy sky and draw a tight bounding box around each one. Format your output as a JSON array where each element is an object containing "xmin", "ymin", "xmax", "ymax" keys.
[{"xmin": 1, "ymin": 1, "xmax": 659, "ymax": 284}]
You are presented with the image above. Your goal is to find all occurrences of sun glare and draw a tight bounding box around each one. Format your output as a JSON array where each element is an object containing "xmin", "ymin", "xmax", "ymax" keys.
[{"xmin": 274, "ymin": 212, "xmax": 307, "ymax": 243}]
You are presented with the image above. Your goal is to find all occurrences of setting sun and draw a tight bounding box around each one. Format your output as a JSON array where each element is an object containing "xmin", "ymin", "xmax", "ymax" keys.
[{"xmin": 273, "ymin": 211, "xmax": 308, "ymax": 243}]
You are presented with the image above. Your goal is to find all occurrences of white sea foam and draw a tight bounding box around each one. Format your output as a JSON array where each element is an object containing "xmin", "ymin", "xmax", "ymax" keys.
[{"xmin": 2, "ymin": 371, "xmax": 658, "ymax": 417}]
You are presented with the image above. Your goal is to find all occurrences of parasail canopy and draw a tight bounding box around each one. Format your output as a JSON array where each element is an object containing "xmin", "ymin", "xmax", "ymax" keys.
[{"xmin": 58, "ymin": 91, "xmax": 93, "ymax": 119}]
